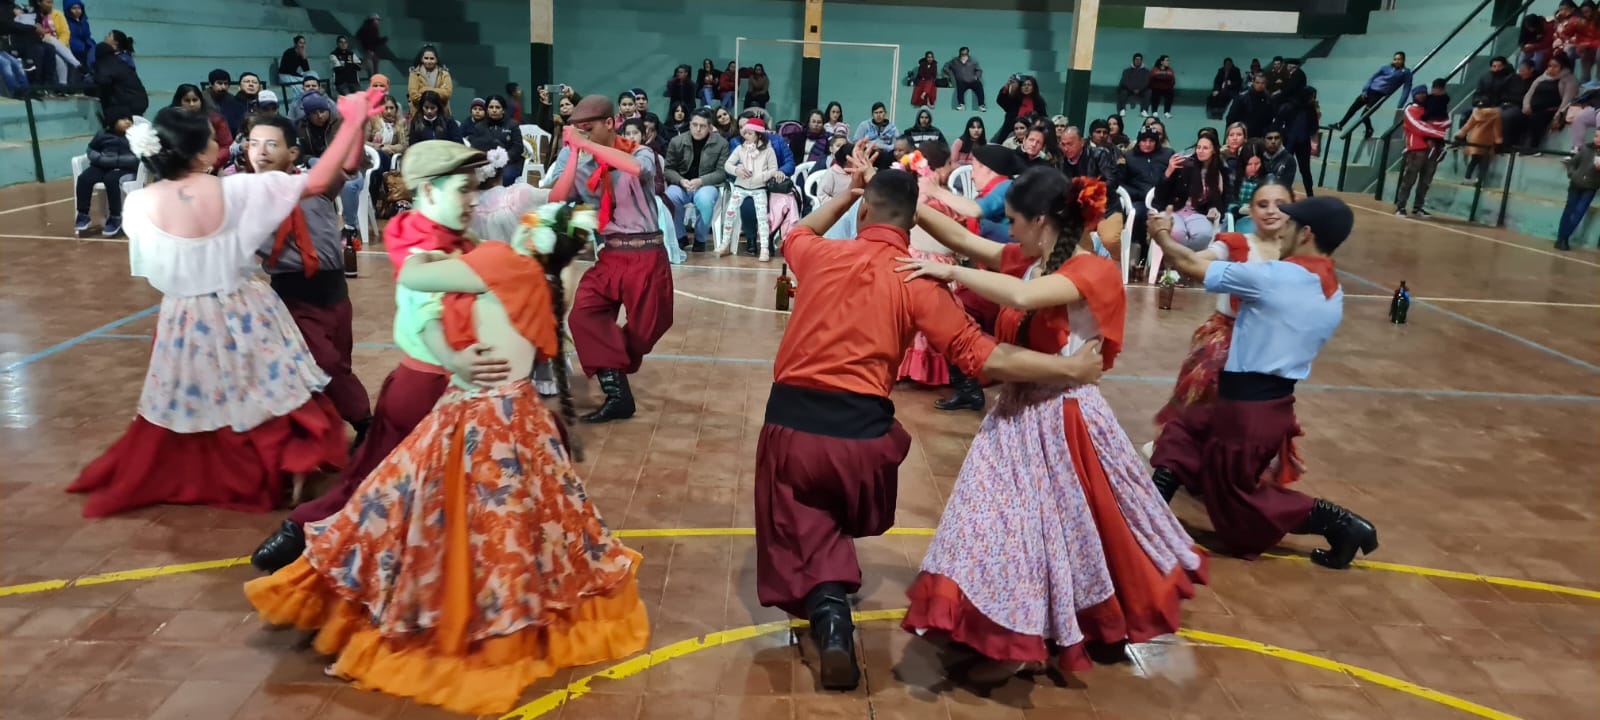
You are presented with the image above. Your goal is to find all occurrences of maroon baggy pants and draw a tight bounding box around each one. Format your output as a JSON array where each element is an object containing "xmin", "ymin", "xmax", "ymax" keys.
[
  {"xmin": 570, "ymin": 239, "xmax": 674, "ymax": 376},
  {"xmin": 284, "ymin": 297, "xmax": 370, "ymax": 427}
]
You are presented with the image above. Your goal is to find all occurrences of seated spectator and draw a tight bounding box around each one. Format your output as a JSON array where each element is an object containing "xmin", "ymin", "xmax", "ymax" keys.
[
  {"xmin": 329, "ymin": 35, "xmax": 361, "ymax": 96},
  {"xmin": 1524, "ymin": 54, "xmax": 1578, "ymax": 148},
  {"xmin": 853, "ymin": 101, "xmax": 898, "ymax": 150},
  {"xmin": 943, "ymin": 46, "xmax": 985, "ymax": 112},
  {"xmin": 1055, "ymin": 125, "xmax": 1124, "ymax": 256},
  {"xmin": 289, "ymin": 75, "xmax": 322, "ymax": 123},
  {"xmin": 1001, "ymin": 117, "xmax": 1028, "ymax": 149},
  {"xmin": 469, "ymin": 94, "xmax": 525, "ymax": 186},
  {"xmin": 462, "ymin": 97, "xmax": 486, "ymax": 136},
  {"xmin": 797, "ymin": 108, "xmax": 829, "ymax": 164},
  {"xmin": 616, "ymin": 90, "xmax": 639, "ymax": 123},
  {"xmin": 366, "ymin": 92, "xmax": 406, "ymax": 206},
  {"xmin": 713, "ymin": 105, "xmax": 736, "ymax": 140},
  {"xmin": 696, "ymin": 58, "xmax": 719, "ymax": 107},
  {"xmin": 719, "ymin": 61, "xmax": 737, "ymax": 108},
  {"xmin": 507, "ymin": 82, "xmax": 522, "ymax": 123},
  {"xmin": 406, "ymin": 44, "xmax": 452, "ymax": 113},
  {"xmin": 1521, "ymin": 13, "xmax": 1553, "ymax": 71},
  {"xmin": 1154, "ymin": 134, "xmax": 1225, "ymax": 250},
  {"xmin": 277, "ymin": 34, "xmax": 311, "ymax": 110},
  {"xmin": 1566, "ymin": 85, "xmax": 1600, "ymax": 151},
  {"xmin": 952, "ymin": 116, "xmax": 986, "ymax": 166},
  {"xmin": 630, "ymin": 87, "xmax": 660, "ymax": 126},
  {"xmin": 911, "ymin": 50, "xmax": 939, "ymax": 109},
  {"xmin": 1117, "ymin": 54, "xmax": 1150, "ymax": 117},
  {"xmin": 893, "ymin": 136, "xmax": 913, "ymax": 157},
  {"xmin": 32, "ymin": 0, "xmax": 80, "ymax": 83},
  {"xmin": 1, "ymin": 6, "xmax": 36, "ymax": 97},
  {"xmin": 1106, "ymin": 115, "xmax": 1130, "ymax": 149},
  {"xmin": 73, "ymin": 110, "xmax": 137, "ymax": 236},
  {"xmin": 208, "ymin": 69, "xmax": 246, "ymax": 135},
  {"xmin": 1226, "ymin": 140, "xmax": 1270, "ymax": 234},
  {"xmin": 1149, "ymin": 54, "xmax": 1176, "ymax": 118},
  {"xmin": 903, "ymin": 108, "xmax": 946, "ymax": 147},
  {"xmin": 296, "ymin": 91, "xmax": 366, "ymax": 232},
  {"xmin": 996, "ymin": 74, "xmax": 1047, "ymax": 140},
  {"xmin": 408, "ymin": 89, "xmax": 459, "ymax": 142},
  {"xmin": 63, "ymin": 0, "xmax": 88, "ymax": 68},
  {"xmin": 665, "ymin": 64, "xmax": 696, "ymax": 110},
  {"xmin": 813, "ymin": 143, "xmax": 853, "ymax": 205},
  {"xmin": 172, "ymin": 83, "xmax": 233, "ymax": 174},
  {"xmin": 91, "ymin": 35, "xmax": 144, "ymax": 120},
  {"xmin": 742, "ymin": 63, "xmax": 769, "ymax": 109},
  {"xmin": 1208, "ymin": 57, "xmax": 1242, "ymax": 119},
  {"xmin": 1227, "ymin": 73, "xmax": 1274, "ymax": 139},
  {"xmin": 663, "ymin": 108, "xmax": 729, "ymax": 252},
  {"xmin": 1123, "ymin": 127, "xmax": 1173, "ymax": 265},
  {"xmin": 1018, "ymin": 118, "xmax": 1055, "ymax": 166},
  {"xmin": 236, "ymin": 71, "xmax": 262, "ymax": 112},
  {"xmin": 823, "ymin": 101, "xmax": 848, "ymax": 137}
]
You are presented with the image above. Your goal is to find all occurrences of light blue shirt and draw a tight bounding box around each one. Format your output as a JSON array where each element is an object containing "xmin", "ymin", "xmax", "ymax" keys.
[
  {"xmin": 1204, "ymin": 260, "xmax": 1343, "ymax": 380},
  {"xmin": 824, "ymin": 199, "xmax": 862, "ymax": 239}
]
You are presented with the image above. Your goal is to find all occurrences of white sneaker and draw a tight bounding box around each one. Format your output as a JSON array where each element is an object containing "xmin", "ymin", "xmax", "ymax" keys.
[
  {"xmin": 1141, "ymin": 110, "xmax": 1150, "ymax": 117},
  {"xmin": 978, "ymin": 105, "xmax": 987, "ymax": 112},
  {"xmin": 957, "ymin": 103, "xmax": 966, "ymax": 111},
  {"xmin": 1141, "ymin": 441, "xmax": 1155, "ymax": 461},
  {"xmin": 1394, "ymin": 208, "xmax": 1408, "ymax": 217},
  {"xmin": 1163, "ymin": 112, "xmax": 1172, "ymax": 119}
]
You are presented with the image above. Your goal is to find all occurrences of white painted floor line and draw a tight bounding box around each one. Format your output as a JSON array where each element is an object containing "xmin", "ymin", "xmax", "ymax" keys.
[
  {"xmin": 1348, "ymin": 202, "xmax": 1600, "ymax": 270},
  {"xmin": 0, "ymin": 197, "xmax": 71, "ymax": 216}
]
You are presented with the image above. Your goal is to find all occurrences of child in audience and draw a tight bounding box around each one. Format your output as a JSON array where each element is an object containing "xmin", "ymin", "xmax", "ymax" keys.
[
  {"xmin": 721, "ymin": 117, "xmax": 777, "ymax": 260},
  {"xmin": 814, "ymin": 142, "xmax": 853, "ymax": 205},
  {"xmin": 74, "ymin": 110, "xmax": 138, "ymax": 236}
]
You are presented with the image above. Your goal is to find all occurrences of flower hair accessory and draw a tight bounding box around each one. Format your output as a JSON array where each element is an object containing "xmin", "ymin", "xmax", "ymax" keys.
[
  {"xmin": 1070, "ymin": 176, "xmax": 1108, "ymax": 228},
  {"xmin": 127, "ymin": 120, "xmax": 162, "ymax": 159},
  {"xmin": 514, "ymin": 202, "xmax": 598, "ymax": 256},
  {"xmin": 476, "ymin": 146, "xmax": 511, "ymax": 182},
  {"xmin": 894, "ymin": 150, "xmax": 930, "ymax": 177}
]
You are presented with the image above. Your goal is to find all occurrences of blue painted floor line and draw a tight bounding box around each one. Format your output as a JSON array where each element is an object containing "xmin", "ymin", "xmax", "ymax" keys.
[
  {"xmin": 73, "ymin": 335, "xmax": 1600, "ymax": 403},
  {"xmin": 1336, "ymin": 269, "xmax": 1600, "ymax": 375},
  {"xmin": 1, "ymin": 306, "xmax": 160, "ymax": 373}
]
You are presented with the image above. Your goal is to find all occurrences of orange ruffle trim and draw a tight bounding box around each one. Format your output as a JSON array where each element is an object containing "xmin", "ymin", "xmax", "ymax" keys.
[{"xmin": 244, "ymin": 550, "xmax": 650, "ymax": 716}]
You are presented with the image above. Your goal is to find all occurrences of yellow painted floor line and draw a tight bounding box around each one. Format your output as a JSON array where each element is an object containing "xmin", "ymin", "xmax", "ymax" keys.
[
  {"xmin": 1, "ymin": 527, "xmax": 1595, "ymax": 603},
  {"xmin": 501, "ymin": 609, "xmax": 1522, "ymax": 720}
]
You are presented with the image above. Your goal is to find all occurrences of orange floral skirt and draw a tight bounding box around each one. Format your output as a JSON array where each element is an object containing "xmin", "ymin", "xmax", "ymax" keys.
[{"xmin": 245, "ymin": 379, "xmax": 648, "ymax": 715}]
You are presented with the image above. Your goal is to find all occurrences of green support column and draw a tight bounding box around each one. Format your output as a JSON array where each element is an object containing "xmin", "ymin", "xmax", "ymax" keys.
[
  {"xmin": 1064, "ymin": 0, "xmax": 1099, "ymax": 125},
  {"xmin": 530, "ymin": 0, "xmax": 553, "ymax": 91},
  {"xmin": 800, "ymin": 0, "xmax": 822, "ymax": 116}
]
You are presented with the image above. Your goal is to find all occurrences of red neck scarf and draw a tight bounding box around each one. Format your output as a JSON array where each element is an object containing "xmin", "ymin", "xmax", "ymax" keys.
[
  {"xmin": 1283, "ymin": 255, "xmax": 1339, "ymax": 298},
  {"xmin": 383, "ymin": 209, "xmax": 476, "ymax": 279},
  {"xmin": 441, "ymin": 242, "xmax": 559, "ymax": 360},
  {"xmin": 583, "ymin": 136, "xmax": 642, "ymax": 230},
  {"xmin": 1217, "ymin": 232, "xmax": 1252, "ymax": 314},
  {"xmin": 266, "ymin": 203, "xmax": 317, "ymax": 277}
]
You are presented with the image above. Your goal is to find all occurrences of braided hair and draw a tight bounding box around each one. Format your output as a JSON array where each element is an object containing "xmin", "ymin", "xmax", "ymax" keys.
[
  {"xmin": 1006, "ymin": 166, "xmax": 1096, "ymax": 342},
  {"xmin": 537, "ymin": 204, "xmax": 589, "ymax": 462}
]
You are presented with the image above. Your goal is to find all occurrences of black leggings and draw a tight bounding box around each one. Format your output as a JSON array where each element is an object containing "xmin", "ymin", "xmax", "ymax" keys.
[
  {"xmin": 1293, "ymin": 140, "xmax": 1314, "ymax": 197},
  {"xmin": 1150, "ymin": 89, "xmax": 1174, "ymax": 113}
]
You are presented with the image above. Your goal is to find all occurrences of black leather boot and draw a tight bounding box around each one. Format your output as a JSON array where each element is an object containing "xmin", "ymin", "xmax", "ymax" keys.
[
  {"xmin": 934, "ymin": 363, "xmax": 985, "ymax": 411},
  {"xmin": 804, "ymin": 582, "xmax": 859, "ymax": 691},
  {"xmin": 250, "ymin": 520, "xmax": 306, "ymax": 573},
  {"xmin": 581, "ymin": 369, "xmax": 635, "ymax": 423},
  {"xmin": 1151, "ymin": 467, "xmax": 1181, "ymax": 504},
  {"xmin": 1292, "ymin": 498, "xmax": 1379, "ymax": 570}
]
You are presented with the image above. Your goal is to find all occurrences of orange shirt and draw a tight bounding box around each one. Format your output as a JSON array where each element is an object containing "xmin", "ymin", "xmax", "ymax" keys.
[
  {"xmin": 441, "ymin": 242, "xmax": 560, "ymax": 361},
  {"xmin": 774, "ymin": 224, "xmax": 998, "ymax": 397}
]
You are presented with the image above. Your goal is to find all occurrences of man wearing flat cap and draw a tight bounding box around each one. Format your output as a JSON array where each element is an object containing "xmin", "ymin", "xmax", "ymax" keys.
[
  {"xmin": 1147, "ymin": 196, "xmax": 1378, "ymax": 571},
  {"xmin": 251, "ymin": 140, "xmax": 511, "ymax": 572},
  {"xmin": 549, "ymin": 94, "xmax": 674, "ymax": 424}
]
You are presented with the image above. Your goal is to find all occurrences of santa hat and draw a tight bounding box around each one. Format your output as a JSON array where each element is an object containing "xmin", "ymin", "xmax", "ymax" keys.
[{"xmin": 742, "ymin": 118, "xmax": 767, "ymax": 134}]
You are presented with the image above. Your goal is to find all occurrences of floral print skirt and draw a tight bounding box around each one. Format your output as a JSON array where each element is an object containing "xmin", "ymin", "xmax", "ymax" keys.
[
  {"xmin": 245, "ymin": 379, "xmax": 649, "ymax": 715},
  {"xmin": 904, "ymin": 383, "xmax": 1207, "ymax": 671}
]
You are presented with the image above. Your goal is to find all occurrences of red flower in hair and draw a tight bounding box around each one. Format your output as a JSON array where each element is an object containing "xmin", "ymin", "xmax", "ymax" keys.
[{"xmin": 1071, "ymin": 176, "xmax": 1108, "ymax": 229}]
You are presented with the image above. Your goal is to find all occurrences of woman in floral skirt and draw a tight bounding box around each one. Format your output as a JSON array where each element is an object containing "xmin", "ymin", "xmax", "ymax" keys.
[
  {"xmin": 896, "ymin": 167, "xmax": 1207, "ymax": 683},
  {"xmin": 68, "ymin": 90, "xmax": 385, "ymax": 517},
  {"xmin": 245, "ymin": 205, "xmax": 647, "ymax": 715}
]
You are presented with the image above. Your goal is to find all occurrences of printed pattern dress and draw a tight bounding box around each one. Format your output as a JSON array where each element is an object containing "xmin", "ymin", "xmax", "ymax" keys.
[
  {"xmin": 69, "ymin": 171, "xmax": 347, "ymax": 517},
  {"xmin": 903, "ymin": 247, "xmax": 1208, "ymax": 671},
  {"xmin": 246, "ymin": 242, "xmax": 648, "ymax": 716}
]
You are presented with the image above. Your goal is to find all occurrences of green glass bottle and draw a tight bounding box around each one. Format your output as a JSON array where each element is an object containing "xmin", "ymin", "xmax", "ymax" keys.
[{"xmin": 1389, "ymin": 281, "xmax": 1410, "ymax": 324}]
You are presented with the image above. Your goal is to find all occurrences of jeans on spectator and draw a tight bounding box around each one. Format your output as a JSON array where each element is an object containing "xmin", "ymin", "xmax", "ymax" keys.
[
  {"xmin": 0, "ymin": 52, "xmax": 26, "ymax": 96},
  {"xmin": 43, "ymin": 37, "xmax": 79, "ymax": 82},
  {"xmin": 745, "ymin": 93, "xmax": 769, "ymax": 109},
  {"xmin": 1117, "ymin": 87, "xmax": 1149, "ymax": 113},
  {"xmin": 369, "ymin": 150, "xmax": 392, "ymax": 205},
  {"xmin": 666, "ymin": 184, "xmax": 720, "ymax": 245},
  {"xmin": 701, "ymin": 86, "xmax": 715, "ymax": 107},
  {"xmin": 1558, "ymin": 186, "xmax": 1595, "ymax": 244},
  {"xmin": 1151, "ymin": 89, "xmax": 1174, "ymax": 114},
  {"xmin": 1517, "ymin": 50, "xmax": 1549, "ymax": 74},
  {"xmin": 279, "ymin": 75, "xmax": 307, "ymax": 121},
  {"xmin": 953, "ymin": 79, "xmax": 985, "ymax": 109},
  {"xmin": 720, "ymin": 91, "xmax": 735, "ymax": 109},
  {"xmin": 75, "ymin": 167, "xmax": 126, "ymax": 218},
  {"xmin": 502, "ymin": 161, "xmax": 524, "ymax": 187}
]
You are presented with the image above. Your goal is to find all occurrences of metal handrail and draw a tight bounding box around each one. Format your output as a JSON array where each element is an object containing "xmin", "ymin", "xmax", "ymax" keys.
[
  {"xmin": 1331, "ymin": 0, "xmax": 1501, "ymax": 192},
  {"xmin": 1369, "ymin": 0, "xmax": 1537, "ymax": 199},
  {"xmin": 1394, "ymin": 137, "xmax": 1573, "ymax": 229}
]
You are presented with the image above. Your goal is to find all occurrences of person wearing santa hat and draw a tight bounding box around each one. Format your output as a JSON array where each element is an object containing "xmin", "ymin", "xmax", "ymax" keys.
[
  {"xmin": 720, "ymin": 116, "xmax": 778, "ymax": 260},
  {"xmin": 549, "ymin": 95, "xmax": 674, "ymax": 423}
]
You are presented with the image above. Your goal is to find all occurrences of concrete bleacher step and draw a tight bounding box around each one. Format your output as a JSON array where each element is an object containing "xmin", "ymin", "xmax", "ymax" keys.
[{"xmin": 0, "ymin": 97, "xmax": 102, "ymax": 185}]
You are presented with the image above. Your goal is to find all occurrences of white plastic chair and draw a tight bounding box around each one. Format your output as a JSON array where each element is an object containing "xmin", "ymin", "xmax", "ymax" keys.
[
  {"xmin": 792, "ymin": 160, "xmax": 815, "ymax": 185},
  {"xmin": 355, "ymin": 145, "xmax": 382, "ymax": 248},
  {"xmin": 948, "ymin": 164, "xmax": 974, "ymax": 198},
  {"xmin": 1092, "ymin": 186, "xmax": 1134, "ymax": 284},
  {"xmin": 519, "ymin": 124, "xmax": 550, "ymax": 182},
  {"xmin": 803, "ymin": 170, "xmax": 825, "ymax": 206},
  {"xmin": 70, "ymin": 154, "xmax": 148, "ymax": 216},
  {"xmin": 1144, "ymin": 187, "xmax": 1163, "ymax": 285}
]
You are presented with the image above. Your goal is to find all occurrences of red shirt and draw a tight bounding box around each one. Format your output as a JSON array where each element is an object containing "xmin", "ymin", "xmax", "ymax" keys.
[
  {"xmin": 775, "ymin": 224, "xmax": 998, "ymax": 397},
  {"xmin": 992, "ymin": 245, "xmax": 1126, "ymax": 371}
]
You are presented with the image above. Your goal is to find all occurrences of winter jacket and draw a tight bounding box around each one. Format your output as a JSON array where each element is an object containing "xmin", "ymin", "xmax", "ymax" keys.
[
  {"xmin": 1119, "ymin": 64, "xmax": 1150, "ymax": 92},
  {"xmin": 1148, "ymin": 67, "xmax": 1175, "ymax": 93},
  {"xmin": 408, "ymin": 114, "xmax": 461, "ymax": 143},
  {"xmin": 1227, "ymin": 89, "xmax": 1275, "ymax": 138},
  {"xmin": 469, "ymin": 117, "xmax": 525, "ymax": 165},
  {"xmin": 1401, "ymin": 103, "xmax": 1450, "ymax": 152},
  {"xmin": 1521, "ymin": 15, "xmax": 1554, "ymax": 55},
  {"xmin": 853, "ymin": 119, "xmax": 898, "ymax": 151},
  {"xmin": 729, "ymin": 131, "xmax": 795, "ymax": 176},
  {"xmin": 1565, "ymin": 143, "xmax": 1600, "ymax": 190},
  {"xmin": 297, "ymin": 116, "xmax": 336, "ymax": 159},
  {"xmin": 1262, "ymin": 146, "xmax": 1296, "ymax": 187},
  {"xmin": 38, "ymin": 7, "xmax": 68, "ymax": 45},
  {"xmin": 1, "ymin": 14, "xmax": 40, "ymax": 56},
  {"xmin": 1123, "ymin": 146, "xmax": 1171, "ymax": 205},
  {"xmin": 994, "ymin": 87, "xmax": 1047, "ymax": 142},
  {"xmin": 1361, "ymin": 65, "xmax": 1413, "ymax": 106},
  {"xmin": 914, "ymin": 58, "xmax": 938, "ymax": 83},
  {"xmin": 1524, "ymin": 70, "xmax": 1578, "ymax": 115},
  {"xmin": 330, "ymin": 49, "xmax": 361, "ymax": 87},
  {"xmin": 725, "ymin": 140, "xmax": 779, "ymax": 190},
  {"xmin": 356, "ymin": 19, "xmax": 385, "ymax": 53},
  {"xmin": 1212, "ymin": 65, "xmax": 1243, "ymax": 97},
  {"xmin": 1155, "ymin": 157, "xmax": 1226, "ymax": 214},
  {"xmin": 943, "ymin": 55, "xmax": 982, "ymax": 84},
  {"xmin": 367, "ymin": 116, "xmax": 409, "ymax": 155},
  {"xmin": 408, "ymin": 66, "xmax": 454, "ymax": 109},
  {"xmin": 212, "ymin": 91, "xmax": 246, "ymax": 135},
  {"xmin": 64, "ymin": 0, "xmax": 91, "ymax": 62},
  {"xmin": 208, "ymin": 112, "xmax": 234, "ymax": 173},
  {"xmin": 85, "ymin": 129, "xmax": 139, "ymax": 174},
  {"xmin": 662, "ymin": 131, "xmax": 729, "ymax": 187},
  {"xmin": 93, "ymin": 42, "xmax": 147, "ymax": 120},
  {"xmin": 1477, "ymin": 68, "xmax": 1522, "ymax": 108},
  {"xmin": 1058, "ymin": 145, "xmax": 1123, "ymax": 201},
  {"xmin": 278, "ymin": 47, "xmax": 309, "ymax": 80},
  {"xmin": 665, "ymin": 76, "xmax": 697, "ymax": 109},
  {"xmin": 1456, "ymin": 107, "xmax": 1502, "ymax": 157},
  {"xmin": 903, "ymin": 125, "xmax": 946, "ymax": 147}
]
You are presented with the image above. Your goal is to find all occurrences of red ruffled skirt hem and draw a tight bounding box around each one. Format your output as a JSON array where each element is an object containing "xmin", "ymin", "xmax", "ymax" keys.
[
  {"xmin": 67, "ymin": 394, "xmax": 347, "ymax": 517},
  {"xmin": 897, "ymin": 346, "xmax": 951, "ymax": 386}
]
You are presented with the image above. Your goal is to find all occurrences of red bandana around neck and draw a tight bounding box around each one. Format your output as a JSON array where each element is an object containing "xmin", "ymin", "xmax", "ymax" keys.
[
  {"xmin": 383, "ymin": 209, "xmax": 476, "ymax": 278},
  {"xmin": 266, "ymin": 205, "xmax": 317, "ymax": 277},
  {"xmin": 1283, "ymin": 255, "xmax": 1339, "ymax": 298},
  {"xmin": 583, "ymin": 136, "xmax": 642, "ymax": 230},
  {"xmin": 964, "ymin": 175, "xmax": 1010, "ymax": 235}
]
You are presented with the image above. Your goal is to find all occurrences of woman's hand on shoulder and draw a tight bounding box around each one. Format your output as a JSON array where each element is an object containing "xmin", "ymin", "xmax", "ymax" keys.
[{"xmin": 895, "ymin": 256, "xmax": 959, "ymax": 283}]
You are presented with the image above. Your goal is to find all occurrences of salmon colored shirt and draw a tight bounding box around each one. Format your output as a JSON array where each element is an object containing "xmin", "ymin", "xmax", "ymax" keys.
[{"xmin": 774, "ymin": 224, "xmax": 998, "ymax": 397}]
